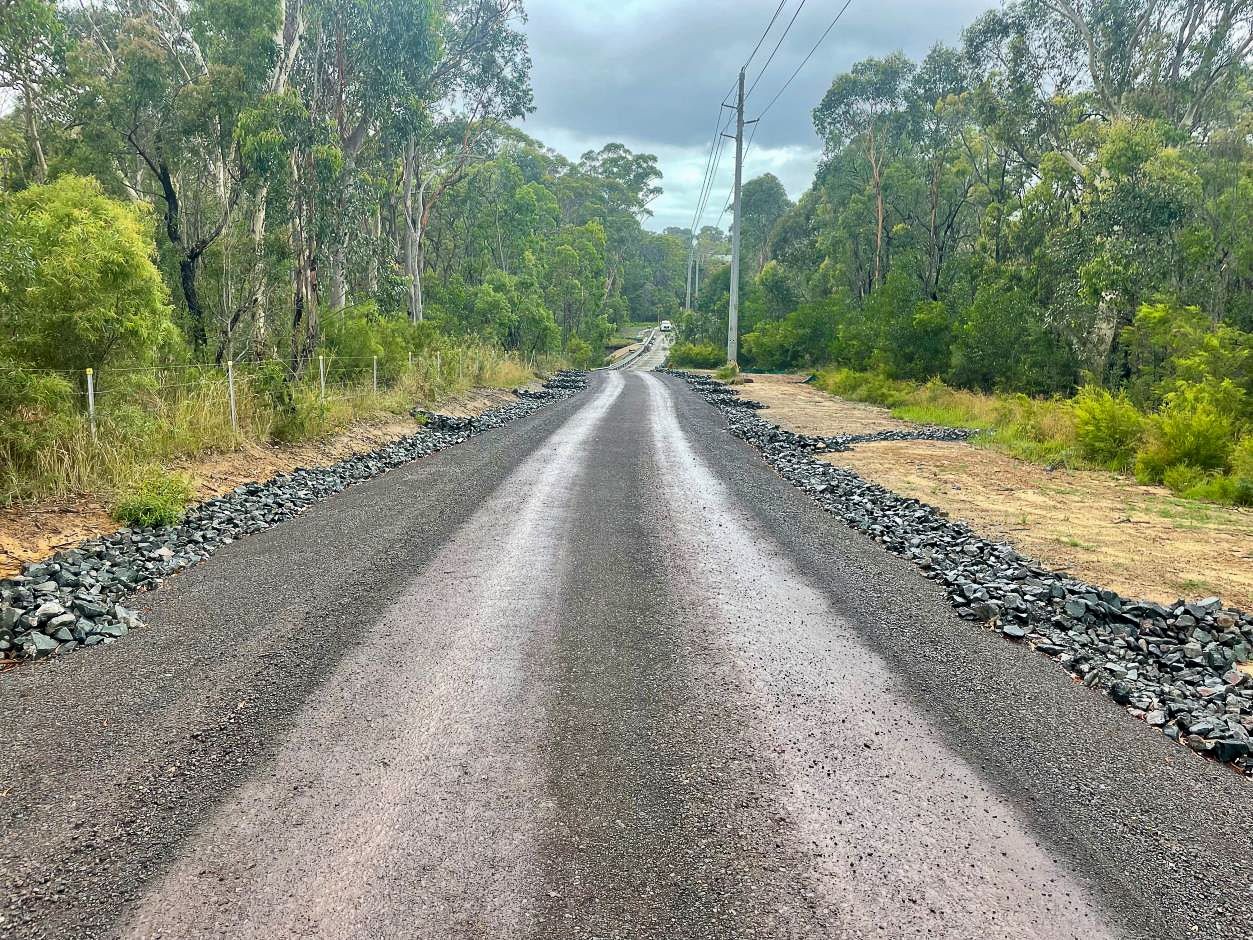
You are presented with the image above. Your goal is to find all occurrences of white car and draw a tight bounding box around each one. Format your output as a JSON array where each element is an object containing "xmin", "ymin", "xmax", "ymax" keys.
[{"xmin": 659, "ymin": 320, "xmax": 673, "ymax": 332}]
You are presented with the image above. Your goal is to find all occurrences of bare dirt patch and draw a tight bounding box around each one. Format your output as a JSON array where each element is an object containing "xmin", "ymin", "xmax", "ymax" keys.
[
  {"xmin": 0, "ymin": 386, "xmax": 527, "ymax": 578},
  {"xmin": 737, "ymin": 374, "xmax": 1253, "ymax": 610},
  {"xmin": 736, "ymin": 373, "xmax": 909, "ymax": 436}
]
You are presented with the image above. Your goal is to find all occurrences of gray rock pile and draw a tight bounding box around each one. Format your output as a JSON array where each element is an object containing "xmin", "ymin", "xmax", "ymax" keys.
[
  {"xmin": 413, "ymin": 370, "xmax": 587, "ymax": 432},
  {"xmin": 0, "ymin": 371, "xmax": 587, "ymax": 664},
  {"xmin": 665, "ymin": 369, "xmax": 1253, "ymax": 775},
  {"xmin": 828, "ymin": 426, "xmax": 976, "ymax": 450}
]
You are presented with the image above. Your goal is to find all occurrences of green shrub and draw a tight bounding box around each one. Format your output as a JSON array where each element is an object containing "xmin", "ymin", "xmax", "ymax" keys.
[
  {"xmin": 112, "ymin": 467, "xmax": 193, "ymax": 528},
  {"xmin": 1072, "ymin": 387, "xmax": 1144, "ymax": 469},
  {"xmin": 564, "ymin": 336, "xmax": 599, "ymax": 370},
  {"xmin": 813, "ymin": 368, "xmax": 910, "ymax": 408},
  {"xmin": 318, "ymin": 303, "xmax": 418, "ymax": 384},
  {"xmin": 1232, "ymin": 435, "xmax": 1253, "ymax": 482},
  {"xmin": 669, "ymin": 341, "xmax": 724, "ymax": 369},
  {"xmin": 0, "ymin": 366, "xmax": 77, "ymax": 464},
  {"xmin": 0, "ymin": 176, "xmax": 174, "ymax": 372},
  {"xmin": 1161, "ymin": 463, "xmax": 1207, "ymax": 495},
  {"xmin": 714, "ymin": 363, "xmax": 739, "ymax": 381},
  {"xmin": 1161, "ymin": 464, "xmax": 1252, "ymax": 506},
  {"xmin": 1134, "ymin": 383, "xmax": 1236, "ymax": 483},
  {"xmin": 1187, "ymin": 474, "xmax": 1251, "ymax": 506}
]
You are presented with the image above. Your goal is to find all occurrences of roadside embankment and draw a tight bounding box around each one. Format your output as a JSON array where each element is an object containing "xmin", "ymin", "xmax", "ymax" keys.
[
  {"xmin": 737, "ymin": 373, "xmax": 1253, "ymax": 610},
  {"xmin": 0, "ymin": 374, "xmax": 588, "ymax": 665},
  {"xmin": 666, "ymin": 369, "xmax": 1253, "ymax": 776},
  {"xmin": 0, "ymin": 386, "xmax": 526, "ymax": 580}
]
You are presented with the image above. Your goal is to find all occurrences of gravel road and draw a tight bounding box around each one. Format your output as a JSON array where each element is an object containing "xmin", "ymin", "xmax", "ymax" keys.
[{"xmin": 2, "ymin": 368, "xmax": 1250, "ymax": 940}]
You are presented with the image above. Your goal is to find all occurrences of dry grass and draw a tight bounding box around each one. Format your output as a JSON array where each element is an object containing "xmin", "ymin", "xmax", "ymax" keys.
[
  {"xmin": 736, "ymin": 374, "xmax": 1253, "ymax": 608},
  {"xmin": 0, "ymin": 384, "xmax": 532, "ymax": 578},
  {"xmin": 0, "ymin": 343, "xmax": 550, "ymax": 508}
]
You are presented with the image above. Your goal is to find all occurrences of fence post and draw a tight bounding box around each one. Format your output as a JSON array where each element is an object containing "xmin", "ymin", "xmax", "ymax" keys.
[
  {"xmin": 85, "ymin": 368, "xmax": 97, "ymax": 440},
  {"xmin": 436, "ymin": 350, "xmax": 441, "ymax": 378},
  {"xmin": 408, "ymin": 350, "xmax": 413, "ymax": 369},
  {"xmin": 372, "ymin": 355, "xmax": 378, "ymax": 395},
  {"xmin": 458, "ymin": 349, "xmax": 463, "ymax": 383},
  {"xmin": 226, "ymin": 360, "xmax": 238, "ymax": 433},
  {"xmin": 318, "ymin": 355, "xmax": 326, "ymax": 401}
]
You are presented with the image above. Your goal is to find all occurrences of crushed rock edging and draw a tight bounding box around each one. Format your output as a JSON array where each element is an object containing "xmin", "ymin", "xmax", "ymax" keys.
[
  {"xmin": 0, "ymin": 372, "xmax": 589, "ymax": 666},
  {"xmin": 664, "ymin": 369, "xmax": 1253, "ymax": 777}
]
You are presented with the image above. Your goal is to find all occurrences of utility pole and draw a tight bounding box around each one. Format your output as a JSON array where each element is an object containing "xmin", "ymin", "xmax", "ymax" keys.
[{"xmin": 722, "ymin": 67, "xmax": 753, "ymax": 366}]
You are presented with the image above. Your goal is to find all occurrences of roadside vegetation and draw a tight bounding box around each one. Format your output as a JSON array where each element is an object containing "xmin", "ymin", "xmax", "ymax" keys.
[
  {"xmin": 670, "ymin": 1, "xmax": 1251, "ymax": 507},
  {"xmin": 813, "ymin": 356, "xmax": 1253, "ymax": 506},
  {"xmin": 0, "ymin": 0, "xmax": 690, "ymax": 509}
]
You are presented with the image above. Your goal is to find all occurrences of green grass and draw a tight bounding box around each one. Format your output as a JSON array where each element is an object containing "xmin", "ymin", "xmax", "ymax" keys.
[
  {"xmin": 810, "ymin": 366, "xmax": 1251, "ymax": 508},
  {"xmin": 111, "ymin": 467, "xmax": 193, "ymax": 527},
  {"xmin": 814, "ymin": 368, "xmax": 1084, "ymax": 469},
  {"xmin": 893, "ymin": 402, "xmax": 996, "ymax": 429},
  {"xmin": 1, "ymin": 341, "xmax": 553, "ymax": 507}
]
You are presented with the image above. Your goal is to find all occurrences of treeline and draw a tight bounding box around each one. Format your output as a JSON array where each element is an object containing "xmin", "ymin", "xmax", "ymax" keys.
[
  {"xmin": 0, "ymin": 0, "xmax": 687, "ymax": 379},
  {"xmin": 676, "ymin": 0, "xmax": 1251, "ymax": 499}
]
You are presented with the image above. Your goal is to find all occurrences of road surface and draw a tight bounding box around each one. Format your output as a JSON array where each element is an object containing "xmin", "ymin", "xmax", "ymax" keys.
[{"xmin": 2, "ymin": 366, "xmax": 1250, "ymax": 939}]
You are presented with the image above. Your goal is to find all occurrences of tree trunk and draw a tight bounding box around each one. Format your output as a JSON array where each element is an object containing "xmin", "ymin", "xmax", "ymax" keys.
[
  {"xmin": 402, "ymin": 137, "xmax": 425, "ymax": 323},
  {"xmin": 328, "ymin": 241, "xmax": 347, "ymax": 311},
  {"xmin": 180, "ymin": 256, "xmax": 208, "ymax": 350},
  {"xmin": 289, "ymin": 150, "xmax": 320, "ymax": 376},
  {"xmin": 869, "ymin": 129, "xmax": 885, "ymax": 289},
  {"xmin": 366, "ymin": 202, "xmax": 381, "ymax": 293},
  {"xmin": 20, "ymin": 80, "xmax": 48, "ymax": 183}
]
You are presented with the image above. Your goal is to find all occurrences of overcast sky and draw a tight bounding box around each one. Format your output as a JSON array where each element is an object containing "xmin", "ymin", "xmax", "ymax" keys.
[{"xmin": 518, "ymin": 0, "xmax": 996, "ymax": 232}]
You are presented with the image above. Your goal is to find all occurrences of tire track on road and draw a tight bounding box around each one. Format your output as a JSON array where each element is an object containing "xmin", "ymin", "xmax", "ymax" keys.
[
  {"xmin": 639, "ymin": 372, "xmax": 1117, "ymax": 940},
  {"xmin": 534, "ymin": 374, "xmax": 822, "ymax": 938},
  {"xmin": 123, "ymin": 374, "xmax": 625, "ymax": 939}
]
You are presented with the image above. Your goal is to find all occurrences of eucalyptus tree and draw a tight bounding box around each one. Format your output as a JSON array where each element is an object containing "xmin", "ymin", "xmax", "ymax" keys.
[
  {"xmin": 0, "ymin": 0, "xmax": 65, "ymax": 183},
  {"xmin": 70, "ymin": 0, "xmax": 282, "ymax": 351},
  {"xmin": 399, "ymin": 0, "xmax": 532, "ymax": 323},
  {"xmin": 813, "ymin": 53, "xmax": 916, "ymax": 289},
  {"xmin": 738, "ymin": 173, "xmax": 791, "ymax": 277}
]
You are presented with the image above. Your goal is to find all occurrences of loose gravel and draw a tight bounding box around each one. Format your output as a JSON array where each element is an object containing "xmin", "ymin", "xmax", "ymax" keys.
[
  {"xmin": 0, "ymin": 372, "xmax": 588, "ymax": 665},
  {"xmin": 664, "ymin": 369, "xmax": 1253, "ymax": 776}
]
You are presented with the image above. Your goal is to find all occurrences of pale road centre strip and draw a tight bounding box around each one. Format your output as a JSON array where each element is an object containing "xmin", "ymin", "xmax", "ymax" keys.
[
  {"xmin": 639, "ymin": 371, "xmax": 1116, "ymax": 940},
  {"xmin": 123, "ymin": 372, "xmax": 626, "ymax": 940}
]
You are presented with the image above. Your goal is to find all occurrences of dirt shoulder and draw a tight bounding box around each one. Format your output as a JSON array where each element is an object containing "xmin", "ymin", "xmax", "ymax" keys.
[
  {"xmin": 737, "ymin": 373, "xmax": 1253, "ymax": 610},
  {"xmin": 0, "ymin": 386, "xmax": 525, "ymax": 579}
]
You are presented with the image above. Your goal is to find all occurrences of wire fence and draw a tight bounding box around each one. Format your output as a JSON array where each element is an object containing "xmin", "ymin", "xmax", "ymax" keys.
[{"xmin": 4, "ymin": 345, "xmax": 541, "ymax": 443}]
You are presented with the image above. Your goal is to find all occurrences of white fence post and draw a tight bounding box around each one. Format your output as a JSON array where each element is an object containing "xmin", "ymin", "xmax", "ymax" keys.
[
  {"xmin": 408, "ymin": 350, "xmax": 413, "ymax": 369},
  {"xmin": 319, "ymin": 355, "xmax": 326, "ymax": 401},
  {"xmin": 436, "ymin": 350, "xmax": 441, "ymax": 378},
  {"xmin": 372, "ymin": 355, "xmax": 378, "ymax": 395},
  {"xmin": 226, "ymin": 359, "xmax": 238, "ymax": 432},
  {"xmin": 85, "ymin": 368, "xmax": 96, "ymax": 440}
]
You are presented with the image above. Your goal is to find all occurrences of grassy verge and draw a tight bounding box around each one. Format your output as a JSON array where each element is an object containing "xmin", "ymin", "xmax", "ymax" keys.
[
  {"xmin": 0, "ymin": 342, "xmax": 551, "ymax": 508},
  {"xmin": 810, "ymin": 368, "xmax": 1251, "ymax": 506}
]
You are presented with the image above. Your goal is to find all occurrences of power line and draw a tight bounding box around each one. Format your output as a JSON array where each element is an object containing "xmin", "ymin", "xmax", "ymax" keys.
[
  {"xmin": 755, "ymin": 0, "xmax": 855, "ymax": 123},
  {"xmin": 696, "ymin": 117, "xmax": 733, "ymax": 227},
  {"xmin": 742, "ymin": 0, "xmax": 788, "ymax": 72},
  {"xmin": 746, "ymin": 0, "xmax": 808, "ymax": 99},
  {"xmin": 718, "ymin": 0, "xmax": 857, "ymax": 222},
  {"xmin": 691, "ymin": 0, "xmax": 791, "ymax": 243},
  {"xmin": 694, "ymin": 114, "xmax": 733, "ymax": 225},
  {"xmin": 688, "ymin": 108, "xmax": 727, "ymax": 232}
]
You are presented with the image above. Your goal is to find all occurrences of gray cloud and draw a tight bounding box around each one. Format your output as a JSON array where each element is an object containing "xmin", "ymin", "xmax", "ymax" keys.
[{"xmin": 517, "ymin": 0, "xmax": 995, "ymax": 230}]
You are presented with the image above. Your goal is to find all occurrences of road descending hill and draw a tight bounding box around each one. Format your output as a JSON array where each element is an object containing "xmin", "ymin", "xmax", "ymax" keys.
[{"xmin": 2, "ymin": 367, "xmax": 1250, "ymax": 940}]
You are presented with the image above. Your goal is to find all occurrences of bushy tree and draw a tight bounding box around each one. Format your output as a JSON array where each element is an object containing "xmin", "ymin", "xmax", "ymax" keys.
[{"xmin": 0, "ymin": 175, "xmax": 173, "ymax": 373}]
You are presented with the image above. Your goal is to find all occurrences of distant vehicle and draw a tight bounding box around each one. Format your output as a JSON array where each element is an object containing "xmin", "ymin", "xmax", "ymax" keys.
[{"xmin": 659, "ymin": 320, "xmax": 673, "ymax": 332}]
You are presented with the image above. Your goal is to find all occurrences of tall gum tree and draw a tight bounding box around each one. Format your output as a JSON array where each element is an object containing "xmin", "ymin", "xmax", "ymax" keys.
[{"xmin": 400, "ymin": 0, "xmax": 532, "ymax": 323}]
